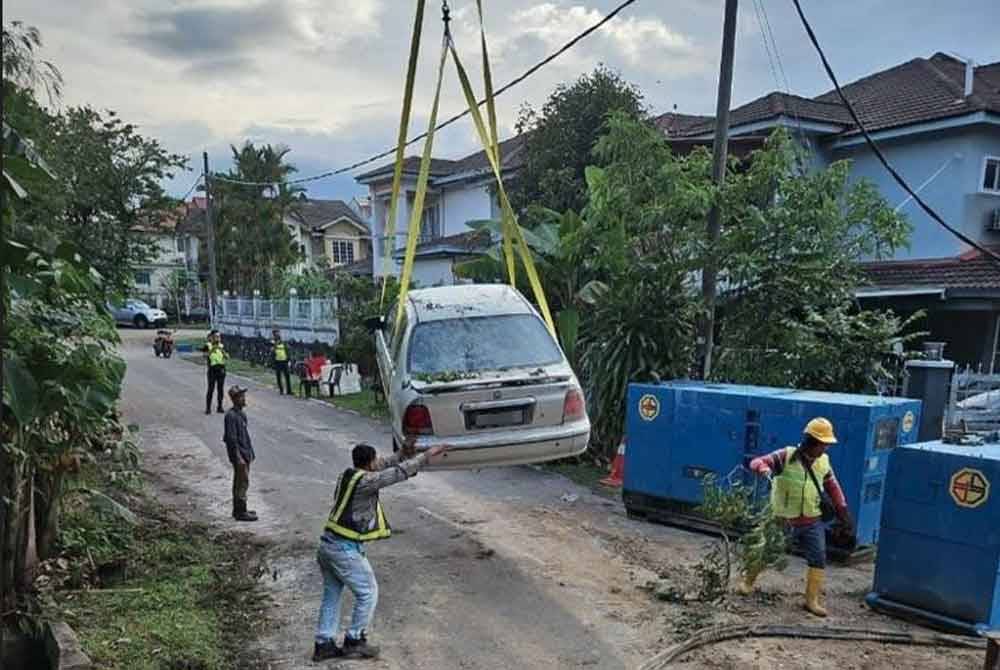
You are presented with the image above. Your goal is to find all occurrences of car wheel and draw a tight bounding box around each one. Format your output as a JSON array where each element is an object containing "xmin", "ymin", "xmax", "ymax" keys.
[{"xmin": 134, "ymin": 315, "xmax": 149, "ymax": 329}]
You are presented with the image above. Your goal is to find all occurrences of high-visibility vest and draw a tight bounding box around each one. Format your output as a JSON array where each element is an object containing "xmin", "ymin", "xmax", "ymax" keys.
[
  {"xmin": 208, "ymin": 343, "xmax": 226, "ymax": 367},
  {"xmin": 324, "ymin": 469, "xmax": 391, "ymax": 542},
  {"xmin": 273, "ymin": 341, "xmax": 288, "ymax": 362},
  {"xmin": 770, "ymin": 447, "xmax": 832, "ymax": 519}
]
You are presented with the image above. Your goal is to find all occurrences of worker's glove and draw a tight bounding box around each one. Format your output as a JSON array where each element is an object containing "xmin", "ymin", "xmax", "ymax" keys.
[{"xmin": 835, "ymin": 507, "xmax": 854, "ymax": 535}]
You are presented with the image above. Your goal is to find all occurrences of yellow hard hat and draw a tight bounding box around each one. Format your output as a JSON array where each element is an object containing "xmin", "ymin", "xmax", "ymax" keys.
[{"xmin": 804, "ymin": 417, "xmax": 837, "ymax": 444}]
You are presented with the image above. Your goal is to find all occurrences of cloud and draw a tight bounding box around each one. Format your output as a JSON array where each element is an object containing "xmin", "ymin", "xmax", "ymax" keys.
[
  {"xmin": 453, "ymin": 2, "xmax": 706, "ymax": 78},
  {"xmin": 128, "ymin": 0, "xmax": 384, "ymax": 62}
]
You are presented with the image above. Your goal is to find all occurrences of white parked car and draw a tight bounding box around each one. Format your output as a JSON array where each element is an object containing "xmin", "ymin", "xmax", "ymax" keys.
[
  {"xmin": 109, "ymin": 299, "xmax": 168, "ymax": 329},
  {"xmin": 372, "ymin": 284, "xmax": 590, "ymax": 469}
]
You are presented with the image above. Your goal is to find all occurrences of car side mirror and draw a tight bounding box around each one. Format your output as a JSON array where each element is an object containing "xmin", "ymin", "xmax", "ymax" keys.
[{"xmin": 364, "ymin": 315, "xmax": 385, "ymax": 332}]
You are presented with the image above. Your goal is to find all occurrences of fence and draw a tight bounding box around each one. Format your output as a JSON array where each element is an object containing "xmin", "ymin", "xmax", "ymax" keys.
[
  {"xmin": 947, "ymin": 366, "xmax": 1000, "ymax": 433},
  {"xmin": 215, "ymin": 296, "xmax": 339, "ymax": 345}
]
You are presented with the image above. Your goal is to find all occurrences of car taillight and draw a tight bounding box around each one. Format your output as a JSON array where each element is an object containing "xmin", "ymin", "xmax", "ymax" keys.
[
  {"xmin": 403, "ymin": 404, "xmax": 434, "ymax": 435},
  {"xmin": 562, "ymin": 389, "xmax": 585, "ymax": 423}
]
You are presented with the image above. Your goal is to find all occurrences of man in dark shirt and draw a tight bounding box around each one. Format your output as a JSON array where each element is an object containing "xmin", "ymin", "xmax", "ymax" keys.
[{"xmin": 223, "ymin": 385, "xmax": 257, "ymax": 522}]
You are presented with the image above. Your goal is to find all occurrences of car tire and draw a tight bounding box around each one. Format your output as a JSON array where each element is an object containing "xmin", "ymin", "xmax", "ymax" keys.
[{"xmin": 134, "ymin": 315, "xmax": 149, "ymax": 329}]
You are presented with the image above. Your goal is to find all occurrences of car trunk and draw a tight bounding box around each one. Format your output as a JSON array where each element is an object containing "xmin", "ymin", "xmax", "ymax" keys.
[{"xmin": 409, "ymin": 368, "xmax": 574, "ymax": 438}]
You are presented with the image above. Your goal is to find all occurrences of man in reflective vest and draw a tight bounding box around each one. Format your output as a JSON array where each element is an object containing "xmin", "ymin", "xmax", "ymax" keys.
[
  {"xmin": 203, "ymin": 330, "xmax": 228, "ymax": 414},
  {"xmin": 271, "ymin": 329, "xmax": 292, "ymax": 395},
  {"xmin": 311, "ymin": 438, "xmax": 449, "ymax": 662},
  {"xmin": 745, "ymin": 417, "xmax": 854, "ymax": 617}
]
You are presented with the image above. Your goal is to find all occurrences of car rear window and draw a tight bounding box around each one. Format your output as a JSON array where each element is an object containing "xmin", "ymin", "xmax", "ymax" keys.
[{"xmin": 408, "ymin": 314, "xmax": 562, "ymax": 375}]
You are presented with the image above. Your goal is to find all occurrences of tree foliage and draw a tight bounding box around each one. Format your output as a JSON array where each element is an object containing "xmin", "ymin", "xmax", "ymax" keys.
[
  {"xmin": 2, "ymin": 20, "xmax": 136, "ymax": 621},
  {"xmin": 554, "ymin": 114, "xmax": 915, "ymax": 456},
  {"xmin": 211, "ymin": 142, "xmax": 304, "ymax": 295},
  {"xmin": 510, "ymin": 65, "xmax": 645, "ymax": 222}
]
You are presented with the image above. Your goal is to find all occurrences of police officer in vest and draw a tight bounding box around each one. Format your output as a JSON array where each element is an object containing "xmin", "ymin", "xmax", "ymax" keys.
[
  {"xmin": 745, "ymin": 417, "xmax": 854, "ymax": 617},
  {"xmin": 311, "ymin": 438, "xmax": 449, "ymax": 662},
  {"xmin": 271, "ymin": 329, "xmax": 292, "ymax": 395},
  {"xmin": 204, "ymin": 330, "xmax": 228, "ymax": 414}
]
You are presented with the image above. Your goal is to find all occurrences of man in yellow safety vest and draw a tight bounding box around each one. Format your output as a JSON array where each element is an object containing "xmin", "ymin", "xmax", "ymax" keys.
[
  {"xmin": 744, "ymin": 417, "xmax": 854, "ymax": 617},
  {"xmin": 311, "ymin": 438, "xmax": 449, "ymax": 662},
  {"xmin": 203, "ymin": 330, "xmax": 228, "ymax": 414},
  {"xmin": 271, "ymin": 329, "xmax": 292, "ymax": 395}
]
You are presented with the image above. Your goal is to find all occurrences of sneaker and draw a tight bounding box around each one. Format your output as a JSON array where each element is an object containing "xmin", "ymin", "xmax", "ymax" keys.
[
  {"xmin": 312, "ymin": 639, "xmax": 343, "ymax": 662},
  {"xmin": 343, "ymin": 634, "xmax": 379, "ymax": 659}
]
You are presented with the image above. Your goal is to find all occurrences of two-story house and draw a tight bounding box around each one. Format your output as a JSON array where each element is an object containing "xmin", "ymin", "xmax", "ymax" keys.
[
  {"xmin": 284, "ymin": 197, "xmax": 372, "ymax": 274},
  {"xmin": 658, "ymin": 53, "xmax": 1000, "ymax": 370},
  {"xmin": 355, "ymin": 136, "xmax": 525, "ymax": 287}
]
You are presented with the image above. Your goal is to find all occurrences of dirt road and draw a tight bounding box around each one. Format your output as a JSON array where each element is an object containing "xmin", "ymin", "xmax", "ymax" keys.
[{"xmin": 118, "ymin": 329, "xmax": 984, "ymax": 670}]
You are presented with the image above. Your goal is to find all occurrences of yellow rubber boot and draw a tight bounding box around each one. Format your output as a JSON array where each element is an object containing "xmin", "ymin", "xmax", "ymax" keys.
[
  {"xmin": 804, "ymin": 567, "xmax": 828, "ymax": 617},
  {"xmin": 735, "ymin": 571, "xmax": 758, "ymax": 595}
]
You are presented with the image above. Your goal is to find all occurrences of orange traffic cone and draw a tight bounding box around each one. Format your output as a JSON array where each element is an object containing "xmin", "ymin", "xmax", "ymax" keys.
[{"xmin": 600, "ymin": 439, "xmax": 626, "ymax": 487}]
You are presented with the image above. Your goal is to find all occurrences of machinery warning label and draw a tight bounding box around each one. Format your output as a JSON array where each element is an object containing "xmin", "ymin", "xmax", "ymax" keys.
[
  {"xmin": 949, "ymin": 468, "xmax": 990, "ymax": 509},
  {"xmin": 638, "ymin": 394, "xmax": 660, "ymax": 422}
]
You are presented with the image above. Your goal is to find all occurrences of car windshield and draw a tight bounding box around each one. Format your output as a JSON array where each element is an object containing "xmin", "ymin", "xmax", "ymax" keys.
[
  {"xmin": 408, "ymin": 314, "xmax": 563, "ymax": 376},
  {"xmin": 129, "ymin": 300, "xmax": 151, "ymax": 309}
]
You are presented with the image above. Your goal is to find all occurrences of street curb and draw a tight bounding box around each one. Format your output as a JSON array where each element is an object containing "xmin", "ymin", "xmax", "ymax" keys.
[{"xmin": 45, "ymin": 621, "xmax": 91, "ymax": 670}]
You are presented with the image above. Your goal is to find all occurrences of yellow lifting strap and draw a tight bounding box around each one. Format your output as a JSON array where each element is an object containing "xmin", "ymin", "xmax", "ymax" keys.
[
  {"xmin": 392, "ymin": 0, "xmax": 555, "ymax": 337},
  {"xmin": 395, "ymin": 33, "xmax": 450, "ymax": 330},
  {"xmin": 380, "ymin": 0, "xmax": 427, "ymax": 308},
  {"xmin": 449, "ymin": 0, "xmax": 555, "ymax": 335}
]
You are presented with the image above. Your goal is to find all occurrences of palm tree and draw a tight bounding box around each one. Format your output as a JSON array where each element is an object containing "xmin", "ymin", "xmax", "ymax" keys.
[{"xmin": 213, "ymin": 142, "xmax": 304, "ymax": 293}]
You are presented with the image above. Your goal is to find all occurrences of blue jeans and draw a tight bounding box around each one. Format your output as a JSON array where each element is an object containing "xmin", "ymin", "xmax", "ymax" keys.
[
  {"xmin": 787, "ymin": 521, "xmax": 826, "ymax": 569},
  {"xmin": 315, "ymin": 535, "xmax": 379, "ymax": 644}
]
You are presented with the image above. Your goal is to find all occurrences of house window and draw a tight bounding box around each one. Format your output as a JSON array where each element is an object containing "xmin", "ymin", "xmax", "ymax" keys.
[
  {"xmin": 134, "ymin": 271, "xmax": 151, "ymax": 286},
  {"xmin": 175, "ymin": 236, "xmax": 186, "ymax": 252},
  {"xmin": 331, "ymin": 240, "xmax": 355, "ymax": 266},
  {"xmin": 420, "ymin": 204, "xmax": 440, "ymax": 242},
  {"xmin": 983, "ymin": 156, "xmax": 1000, "ymax": 194}
]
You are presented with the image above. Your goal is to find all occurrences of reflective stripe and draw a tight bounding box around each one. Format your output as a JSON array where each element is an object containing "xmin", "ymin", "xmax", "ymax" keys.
[
  {"xmin": 771, "ymin": 447, "xmax": 832, "ymax": 519},
  {"xmin": 324, "ymin": 470, "xmax": 391, "ymax": 542}
]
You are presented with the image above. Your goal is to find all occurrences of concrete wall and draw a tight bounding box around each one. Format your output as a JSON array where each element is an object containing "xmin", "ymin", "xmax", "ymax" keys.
[
  {"xmin": 411, "ymin": 257, "xmax": 457, "ymax": 287},
  {"xmin": 830, "ymin": 124, "xmax": 1000, "ymax": 260},
  {"xmin": 440, "ymin": 181, "xmax": 492, "ymax": 236}
]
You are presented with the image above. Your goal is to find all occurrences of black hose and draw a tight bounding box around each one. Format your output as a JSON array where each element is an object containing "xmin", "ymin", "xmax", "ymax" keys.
[{"xmin": 639, "ymin": 623, "xmax": 985, "ymax": 670}]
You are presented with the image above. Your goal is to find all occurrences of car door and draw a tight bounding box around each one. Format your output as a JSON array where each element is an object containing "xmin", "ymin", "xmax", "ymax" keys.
[{"xmin": 374, "ymin": 306, "xmax": 397, "ymax": 401}]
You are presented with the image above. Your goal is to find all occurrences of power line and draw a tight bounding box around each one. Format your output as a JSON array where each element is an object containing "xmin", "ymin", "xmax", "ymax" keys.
[
  {"xmin": 790, "ymin": 0, "xmax": 1000, "ymax": 264},
  {"xmin": 213, "ymin": 0, "xmax": 643, "ymax": 188},
  {"xmin": 177, "ymin": 174, "xmax": 203, "ymax": 201}
]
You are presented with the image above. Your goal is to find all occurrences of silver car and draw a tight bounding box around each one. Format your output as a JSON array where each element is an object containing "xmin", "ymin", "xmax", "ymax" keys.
[
  {"xmin": 373, "ymin": 284, "xmax": 590, "ymax": 469},
  {"xmin": 109, "ymin": 299, "xmax": 168, "ymax": 328}
]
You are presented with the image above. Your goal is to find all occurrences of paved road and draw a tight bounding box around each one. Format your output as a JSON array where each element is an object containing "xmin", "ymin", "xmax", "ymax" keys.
[{"xmin": 118, "ymin": 330, "xmax": 661, "ymax": 669}]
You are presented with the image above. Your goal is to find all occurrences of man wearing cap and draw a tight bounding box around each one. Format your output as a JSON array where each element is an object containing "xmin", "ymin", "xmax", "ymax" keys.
[
  {"xmin": 271, "ymin": 329, "xmax": 292, "ymax": 395},
  {"xmin": 223, "ymin": 385, "xmax": 257, "ymax": 522},
  {"xmin": 743, "ymin": 417, "xmax": 854, "ymax": 617},
  {"xmin": 311, "ymin": 438, "xmax": 449, "ymax": 662}
]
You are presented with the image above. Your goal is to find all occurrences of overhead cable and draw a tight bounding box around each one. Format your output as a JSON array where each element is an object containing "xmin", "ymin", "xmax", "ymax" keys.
[
  {"xmin": 790, "ymin": 0, "xmax": 1000, "ymax": 264},
  {"xmin": 212, "ymin": 0, "xmax": 643, "ymax": 187}
]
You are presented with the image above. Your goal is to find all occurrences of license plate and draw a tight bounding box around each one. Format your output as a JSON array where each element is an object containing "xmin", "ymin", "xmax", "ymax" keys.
[{"xmin": 470, "ymin": 408, "xmax": 526, "ymax": 429}]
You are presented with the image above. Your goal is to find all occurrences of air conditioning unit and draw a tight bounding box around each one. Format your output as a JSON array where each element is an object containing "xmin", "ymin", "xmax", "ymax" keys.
[{"xmin": 988, "ymin": 208, "xmax": 1000, "ymax": 232}]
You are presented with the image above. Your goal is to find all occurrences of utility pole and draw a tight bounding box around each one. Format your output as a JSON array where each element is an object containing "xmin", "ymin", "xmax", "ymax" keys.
[
  {"xmin": 203, "ymin": 151, "xmax": 218, "ymax": 324},
  {"xmin": 700, "ymin": 0, "xmax": 739, "ymax": 380}
]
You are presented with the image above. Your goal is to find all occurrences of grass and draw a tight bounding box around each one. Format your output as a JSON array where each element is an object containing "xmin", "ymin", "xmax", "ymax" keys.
[
  {"xmin": 320, "ymin": 388, "xmax": 389, "ymax": 420},
  {"xmin": 543, "ymin": 459, "xmax": 618, "ymax": 498},
  {"xmin": 49, "ymin": 464, "xmax": 268, "ymax": 670},
  {"xmin": 180, "ymin": 353, "xmax": 389, "ymax": 419}
]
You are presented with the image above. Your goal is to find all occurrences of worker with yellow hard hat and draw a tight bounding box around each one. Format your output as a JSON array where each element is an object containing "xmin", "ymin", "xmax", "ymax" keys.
[{"xmin": 743, "ymin": 417, "xmax": 854, "ymax": 617}]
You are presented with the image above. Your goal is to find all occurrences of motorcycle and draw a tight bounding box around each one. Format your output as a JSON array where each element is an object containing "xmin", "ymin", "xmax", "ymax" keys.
[{"xmin": 153, "ymin": 330, "xmax": 175, "ymax": 358}]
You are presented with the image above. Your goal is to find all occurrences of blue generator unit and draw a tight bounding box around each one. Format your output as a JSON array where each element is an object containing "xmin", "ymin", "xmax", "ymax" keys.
[
  {"xmin": 623, "ymin": 382, "xmax": 922, "ymax": 552},
  {"xmin": 866, "ymin": 440, "xmax": 1000, "ymax": 635}
]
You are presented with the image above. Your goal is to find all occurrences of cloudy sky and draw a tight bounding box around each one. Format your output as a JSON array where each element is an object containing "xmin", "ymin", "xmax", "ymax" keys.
[{"xmin": 8, "ymin": 0, "xmax": 997, "ymax": 201}]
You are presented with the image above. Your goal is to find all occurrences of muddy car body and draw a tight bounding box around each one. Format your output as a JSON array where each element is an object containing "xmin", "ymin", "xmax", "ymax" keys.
[{"xmin": 373, "ymin": 284, "xmax": 590, "ymax": 469}]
